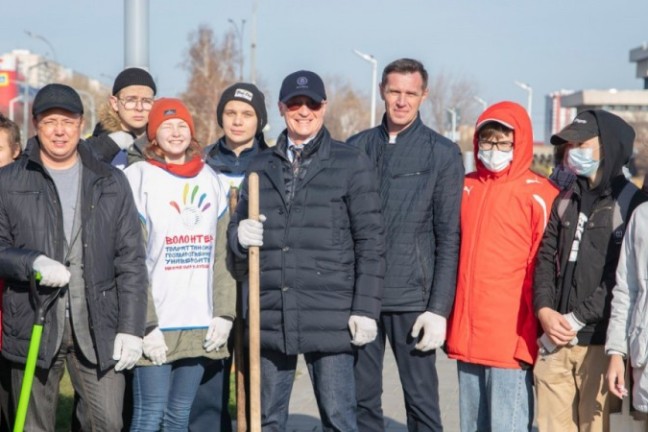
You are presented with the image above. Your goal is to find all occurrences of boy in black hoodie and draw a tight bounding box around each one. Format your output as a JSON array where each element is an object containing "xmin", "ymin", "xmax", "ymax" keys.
[{"xmin": 533, "ymin": 110, "xmax": 645, "ymax": 431}]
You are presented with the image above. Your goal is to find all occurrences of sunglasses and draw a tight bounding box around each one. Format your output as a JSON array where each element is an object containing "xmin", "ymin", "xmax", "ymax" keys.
[{"xmin": 284, "ymin": 99, "xmax": 323, "ymax": 111}]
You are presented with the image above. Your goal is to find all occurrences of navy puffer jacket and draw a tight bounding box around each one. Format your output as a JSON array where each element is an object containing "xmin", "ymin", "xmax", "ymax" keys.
[{"xmin": 228, "ymin": 127, "xmax": 385, "ymax": 354}]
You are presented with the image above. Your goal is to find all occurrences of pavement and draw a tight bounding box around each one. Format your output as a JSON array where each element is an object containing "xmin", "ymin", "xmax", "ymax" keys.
[{"xmin": 286, "ymin": 342, "xmax": 460, "ymax": 432}]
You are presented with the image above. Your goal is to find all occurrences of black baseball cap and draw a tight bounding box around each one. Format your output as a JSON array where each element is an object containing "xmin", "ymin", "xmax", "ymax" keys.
[
  {"xmin": 279, "ymin": 70, "xmax": 327, "ymax": 103},
  {"xmin": 550, "ymin": 111, "xmax": 599, "ymax": 145},
  {"xmin": 32, "ymin": 83, "xmax": 84, "ymax": 117}
]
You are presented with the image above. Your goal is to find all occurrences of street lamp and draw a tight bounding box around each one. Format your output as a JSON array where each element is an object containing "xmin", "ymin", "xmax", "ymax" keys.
[
  {"xmin": 447, "ymin": 107, "xmax": 458, "ymax": 142},
  {"xmin": 228, "ymin": 19, "xmax": 246, "ymax": 81},
  {"xmin": 24, "ymin": 30, "xmax": 57, "ymax": 62},
  {"xmin": 514, "ymin": 81, "xmax": 533, "ymax": 118},
  {"xmin": 353, "ymin": 49, "xmax": 378, "ymax": 128},
  {"xmin": 473, "ymin": 96, "xmax": 487, "ymax": 112}
]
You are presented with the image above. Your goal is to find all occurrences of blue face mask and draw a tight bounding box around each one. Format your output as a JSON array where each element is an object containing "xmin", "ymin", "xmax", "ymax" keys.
[{"xmin": 567, "ymin": 147, "xmax": 599, "ymax": 177}]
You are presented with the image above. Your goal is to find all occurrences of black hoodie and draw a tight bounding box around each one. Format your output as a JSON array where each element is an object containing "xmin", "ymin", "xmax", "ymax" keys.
[{"xmin": 534, "ymin": 110, "xmax": 647, "ymax": 345}]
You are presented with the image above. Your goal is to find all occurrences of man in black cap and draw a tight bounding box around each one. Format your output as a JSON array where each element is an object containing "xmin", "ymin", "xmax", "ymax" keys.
[
  {"xmin": 228, "ymin": 70, "xmax": 385, "ymax": 431},
  {"xmin": 90, "ymin": 67, "xmax": 157, "ymax": 169},
  {"xmin": 188, "ymin": 82, "xmax": 269, "ymax": 432},
  {"xmin": 0, "ymin": 83, "xmax": 148, "ymax": 431},
  {"xmin": 533, "ymin": 110, "xmax": 645, "ymax": 431}
]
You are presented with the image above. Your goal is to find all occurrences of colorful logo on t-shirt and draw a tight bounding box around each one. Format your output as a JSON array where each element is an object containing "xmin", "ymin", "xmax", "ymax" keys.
[{"xmin": 170, "ymin": 183, "xmax": 211, "ymax": 229}]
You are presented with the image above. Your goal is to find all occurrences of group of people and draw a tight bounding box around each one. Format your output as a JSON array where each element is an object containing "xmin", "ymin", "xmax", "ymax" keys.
[{"xmin": 0, "ymin": 56, "xmax": 647, "ymax": 432}]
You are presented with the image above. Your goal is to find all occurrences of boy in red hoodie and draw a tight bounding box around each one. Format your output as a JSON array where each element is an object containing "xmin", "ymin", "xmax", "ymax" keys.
[{"xmin": 446, "ymin": 102, "xmax": 558, "ymax": 431}]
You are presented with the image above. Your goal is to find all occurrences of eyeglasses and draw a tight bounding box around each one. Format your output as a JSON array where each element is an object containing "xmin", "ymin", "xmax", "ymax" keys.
[
  {"xmin": 478, "ymin": 140, "xmax": 514, "ymax": 152},
  {"xmin": 39, "ymin": 118, "xmax": 82, "ymax": 132},
  {"xmin": 284, "ymin": 99, "xmax": 323, "ymax": 111},
  {"xmin": 118, "ymin": 97, "xmax": 154, "ymax": 111}
]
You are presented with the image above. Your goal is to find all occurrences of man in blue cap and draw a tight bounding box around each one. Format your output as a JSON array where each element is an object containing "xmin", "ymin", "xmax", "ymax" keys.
[{"xmin": 228, "ymin": 70, "xmax": 385, "ymax": 432}]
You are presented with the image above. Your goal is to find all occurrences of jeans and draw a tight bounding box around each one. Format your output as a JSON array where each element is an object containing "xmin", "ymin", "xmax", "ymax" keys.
[
  {"xmin": 261, "ymin": 349, "xmax": 357, "ymax": 432},
  {"xmin": 10, "ymin": 317, "xmax": 125, "ymax": 432},
  {"xmin": 131, "ymin": 357, "xmax": 207, "ymax": 432},
  {"xmin": 457, "ymin": 361, "xmax": 533, "ymax": 432},
  {"xmin": 188, "ymin": 358, "xmax": 231, "ymax": 432},
  {"xmin": 355, "ymin": 312, "xmax": 442, "ymax": 432}
]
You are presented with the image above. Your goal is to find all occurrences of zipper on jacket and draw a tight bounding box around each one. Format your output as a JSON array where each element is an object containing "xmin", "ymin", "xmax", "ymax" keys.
[
  {"xmin": 464, "ymin": 179, "xmax": 492, "ymax": 358},
  {"xmin": 414, "ymin": 241, "xmax": 429, "ymax": 302},
  {"xmin": 392, "ymin": 169, "xmax": 431, "ymax": 179}
]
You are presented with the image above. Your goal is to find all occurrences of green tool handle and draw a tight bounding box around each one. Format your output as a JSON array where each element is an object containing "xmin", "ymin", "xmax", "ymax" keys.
[{"xmin": 12, "ymin": 324, "xmax": 43, "ymax": 432}]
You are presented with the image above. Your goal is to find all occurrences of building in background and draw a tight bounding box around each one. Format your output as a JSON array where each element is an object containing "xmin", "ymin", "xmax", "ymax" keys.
[
  {"xmin": 544, "ymin": 44, "xmax": 648, "ymax": 139},
  {"xmin": 543, "ymin": 43, "xmax": 648, "ymax": 177},
  {"xmin": 544, "ymin": 90, "xmax": 577, "ymax": 143},
  {"xmin": 0, "ymin": 49, "xmax": 108, "ymax": 144}
]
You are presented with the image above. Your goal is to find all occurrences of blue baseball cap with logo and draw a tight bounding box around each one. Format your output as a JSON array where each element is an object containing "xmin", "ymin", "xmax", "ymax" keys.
[{"xmin": 279, "ymin": 70, "xmax": 327, "ymax": 103}]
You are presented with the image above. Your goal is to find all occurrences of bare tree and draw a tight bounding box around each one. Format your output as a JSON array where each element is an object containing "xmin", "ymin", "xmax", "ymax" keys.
[
  {"xmin": 179, "ymin": 25, "xmax": 239, "ymax": 146},
  {"xmin": 423, "ymin": 71, "xmax": 481, "ymax": 151},
  {"xmin": 323, "ymin": 75, "xmax": 375, "ymax": 141}
]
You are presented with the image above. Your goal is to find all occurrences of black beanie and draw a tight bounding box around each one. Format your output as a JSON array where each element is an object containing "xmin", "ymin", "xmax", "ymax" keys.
[
  {"xmin": 216, "ymin": 83, "xmax": 267, "ymax": 134},
  {"xmin": 112, "ymin": 67, "xmax": 157, "ymax": 96}
]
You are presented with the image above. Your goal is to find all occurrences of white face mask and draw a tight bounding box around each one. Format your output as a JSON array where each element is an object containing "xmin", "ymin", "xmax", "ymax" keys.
[
  {"xmin": 566, "ymin": 147, "xmax": 600, "ymax": 177},
  {"xmin": 478, "ymin": 149, "xmax": 513, "ymax": 172}
]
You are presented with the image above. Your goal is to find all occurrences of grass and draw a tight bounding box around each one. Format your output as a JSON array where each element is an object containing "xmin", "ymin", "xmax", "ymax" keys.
[
  {"xmin": 56, "ymin": 371, "xmax": 74, "ymax": 432},
  {"xmin": 55, "ymin": 369, "xmax": 237, "ymax": 430}
]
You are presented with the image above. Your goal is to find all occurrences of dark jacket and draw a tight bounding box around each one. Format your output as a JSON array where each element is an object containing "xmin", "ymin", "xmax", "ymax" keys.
[
  {"xmin": 204, "ymin": 133, "xmax": 269, "ymax": 178},
  {"xmin": 228, "ymin": 127, "xmax": 385, "ymax": 354},
  {"xmin": 534, "ymin": 110, "xmax": 646, "ymax": 345},
  {"xmin": 0, "ymin": 138, "xmax": 148, "ymax": 370},
  {"xmin": 347, "ymin": 114, "xmax": 464, "ymax": 316}
]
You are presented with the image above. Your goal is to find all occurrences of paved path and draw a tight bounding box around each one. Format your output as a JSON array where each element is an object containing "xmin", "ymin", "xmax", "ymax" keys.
[{"xmin": 286, "ymin": 344, "xmax": 460, "ymax": 431}]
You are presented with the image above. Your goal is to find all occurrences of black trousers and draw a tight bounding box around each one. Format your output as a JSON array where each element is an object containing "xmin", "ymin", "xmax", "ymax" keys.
[
  {"xmin": 0, "ymin": 355, "xmax": 11, "ymax": 432},
  {"xmin": 354, "ymin": 311, "xmax": 443, "ymax": 432}
]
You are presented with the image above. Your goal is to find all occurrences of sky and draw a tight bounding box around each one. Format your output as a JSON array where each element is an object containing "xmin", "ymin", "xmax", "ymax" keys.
[{"xmin": 2, "ymin": 0, "xmax": 648, "ymax": 141}]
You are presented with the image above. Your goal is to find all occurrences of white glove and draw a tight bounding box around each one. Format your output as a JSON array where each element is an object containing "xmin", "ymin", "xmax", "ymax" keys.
[
  {"xmin": 32, "ymin": 255, "xmax": 70, "ymax": 287},
  {"xmin": 563, "ymin": 312, "xmax": 585, "ymax": 346},
  {"xmin": 348, "ymin": 315, "xmax": 378, "ymax": 346},
  {"xmin": 537, "ymin": 333, "xmax": 557, "ymax": 355},
  {"xmin": 204, "ymin": 317, "xmax": 233, "ymax": 352},
  {"xmin": 143, "ymin": 327, "xmax": 168, "ymax": 365},
  {"xmin": 112, "ymin": 333, "xmax": 143, "ymax": 371},
  {"xmin": 108, "ymin": 131, "xmax": 135, "ymax": 150},
  {"xmin": 237, "ymin": 215, "xmax": 266, "ymax": 249},
  {"xmin": 411, "ymin": 311, "xmax": 446, "ymax": 352}
]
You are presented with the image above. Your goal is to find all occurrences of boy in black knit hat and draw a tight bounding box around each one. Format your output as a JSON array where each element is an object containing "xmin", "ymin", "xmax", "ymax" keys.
[
  {"xmin": 205, "ymin": 82, "xmax": 268, "ymax": 184},
  {"xmin": 190, "ymin": 82, "xmax": 268, "ymax": 432},
  {"xmin": 90, "ymin": 67, "xmax": 157, "ymax": 169}
]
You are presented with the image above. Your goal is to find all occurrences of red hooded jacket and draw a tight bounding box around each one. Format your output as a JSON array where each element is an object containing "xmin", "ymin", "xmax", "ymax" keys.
[{"xmin": 446, "ymin": 102, "xmax": 558, "ymax": 368}]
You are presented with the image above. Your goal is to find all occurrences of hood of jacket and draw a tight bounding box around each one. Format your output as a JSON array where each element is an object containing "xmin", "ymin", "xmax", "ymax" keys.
[
  {"xmin": 94, "ymin": 101, "xmax": 125, "ymax": 135},
  {"xmin": 585, "ymin": 109, "xmax": 635, "ymax": 194},
  {"xmin": 473, "ymin": 101, "xmax": 532, "ymax": 181}
]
